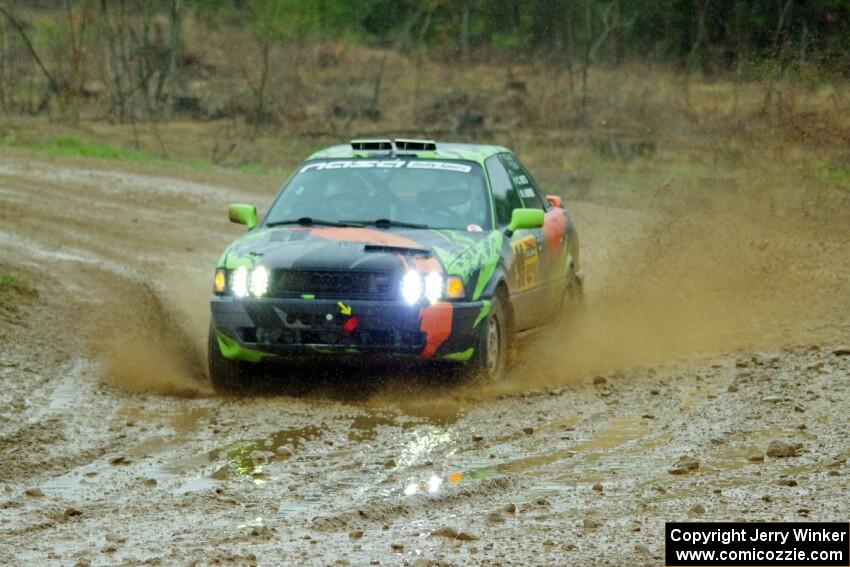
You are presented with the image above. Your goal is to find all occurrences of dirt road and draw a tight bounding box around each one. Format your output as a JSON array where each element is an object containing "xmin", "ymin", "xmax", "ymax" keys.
[{"xmin": 1, "ymin": 155, "xmax": 848, "ymax": 566}]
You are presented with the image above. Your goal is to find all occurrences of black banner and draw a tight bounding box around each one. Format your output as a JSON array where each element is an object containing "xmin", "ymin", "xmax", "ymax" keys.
[{"xmin": 666, "ymin": 522, "xmax": 849, "ymax": 566}]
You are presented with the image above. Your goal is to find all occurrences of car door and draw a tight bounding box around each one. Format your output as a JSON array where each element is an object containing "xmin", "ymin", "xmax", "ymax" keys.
[
  {"xmin": 484, "ymin": 155, "xmax": 547, "ymax": 329},
  {"xmin": 499, "ymin": 154, "xmax": 570, "ymax": 317}
]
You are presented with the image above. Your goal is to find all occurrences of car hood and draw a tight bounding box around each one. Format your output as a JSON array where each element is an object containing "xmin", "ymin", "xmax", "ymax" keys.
[{"xmin": 219, "ymin": 225, "xmax": 494, "ymax": 277}]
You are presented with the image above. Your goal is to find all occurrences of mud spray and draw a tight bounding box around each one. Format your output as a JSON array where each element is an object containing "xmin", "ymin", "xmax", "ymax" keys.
[
  {"xmin": 511, "ymin": 184, "xmax": 850, "ymax": 394},
  {"xmin": 91, "ymin": 182, "xmax": 848, "ymax": 403},
  {"xmin": 92, "ymin": 272, "xmax": 211, "ymax": 397},
  {"xmin": 361, "ymin": 185, "xmax": 849, "ymax": 411}
]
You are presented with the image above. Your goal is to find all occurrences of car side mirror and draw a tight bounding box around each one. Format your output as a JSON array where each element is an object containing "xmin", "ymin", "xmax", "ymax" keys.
[
  {"xmin": 228, "ymin": 203, "xmax": 257, "ymax": 229},
  {"xmin": 545, "ymin": 194, "xmax": 562, "ymax": 208},
  {"xmin": 505, "ymin": 208, "xmax": 544, "ymax": 236}
]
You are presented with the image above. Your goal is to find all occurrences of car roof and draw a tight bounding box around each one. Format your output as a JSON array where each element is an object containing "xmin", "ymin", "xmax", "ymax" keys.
[{"xmin": 306, "ymin": 142, "xmax": 510, "ymax": 165}]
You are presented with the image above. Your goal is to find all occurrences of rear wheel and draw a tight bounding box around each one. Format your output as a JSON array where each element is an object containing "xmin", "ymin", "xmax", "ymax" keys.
[
  {"xmin": 561, "ymin": 266, "xmax": 584, "ymax": 310},
  {"xmin": 468, "ymin": 295, "xmax": 509, "ymax": 383},
  {"xmin": 208, "ymin": 325, "xmax": 250, "ymax": 394}
]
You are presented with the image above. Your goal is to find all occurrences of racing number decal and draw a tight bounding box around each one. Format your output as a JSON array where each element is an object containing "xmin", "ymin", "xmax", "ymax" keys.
[{"xmin": 511, "ymin": 235, "xmax": 540, "ymax": 291}]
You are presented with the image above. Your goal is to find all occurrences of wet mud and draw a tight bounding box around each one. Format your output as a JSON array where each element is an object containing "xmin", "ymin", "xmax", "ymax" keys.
[{"xmin": 0, "ymin": 156, "xmax": 848, "ymax": 565}]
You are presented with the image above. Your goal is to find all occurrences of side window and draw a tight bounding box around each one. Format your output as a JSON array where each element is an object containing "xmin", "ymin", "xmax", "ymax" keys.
[
  {"xmin": 498, "ymin": 153, "xmax": 548, "ymax": 210},
  {"xmin": 485, "ymin": 155, "xmax": 523, "ymax": 226}
]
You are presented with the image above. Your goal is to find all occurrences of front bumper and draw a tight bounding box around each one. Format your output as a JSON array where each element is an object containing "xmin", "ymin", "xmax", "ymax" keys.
[{"xmin": 210, "ymin": 296, "xmax": 489, "ymax": 363}]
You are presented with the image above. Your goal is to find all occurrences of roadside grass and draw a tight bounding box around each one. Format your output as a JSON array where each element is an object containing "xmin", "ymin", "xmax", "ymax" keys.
[
  {"xmin": 0, "ymin": 122, "xmax": 302, "ymax": 187},
  {"xmin": 2, "ymin": 122, "xmax": 840, "ymax": 216},
  {"xmin": 814, "ymin": 158, "xmax": 850, "ymax": 192},
  {"xmin": 30, "ymin": 135, "xmax": 161, "ymax": 163},
  {"xmin": 237, "ymin": 161, "xmax": 292, "ymax": 178},
  {"xmin": 0, "ymin": 80, "xmax": 845, "ymax": 216},
  {"xmin": 0, "ymin": 273, "xmax": 38, "ymax": 301},
  {"xmin": 25, "ymin": 134, "xmax": 291, "ymax": 178}
]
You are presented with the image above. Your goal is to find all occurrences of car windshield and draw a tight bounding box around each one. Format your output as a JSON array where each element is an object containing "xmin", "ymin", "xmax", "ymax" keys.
[{"xmin": 264, "ymin": 158, "xmax": 491, "ymax": 231}]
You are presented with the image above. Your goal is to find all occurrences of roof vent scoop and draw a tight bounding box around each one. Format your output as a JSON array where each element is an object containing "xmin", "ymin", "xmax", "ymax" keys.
[
  {"xmin": 350, "ymin": 139, "xmax": 393, "ymax": 151},
  {"xmin": 394, "ymin": 139, "xmax": 437, "ymax": 151}
]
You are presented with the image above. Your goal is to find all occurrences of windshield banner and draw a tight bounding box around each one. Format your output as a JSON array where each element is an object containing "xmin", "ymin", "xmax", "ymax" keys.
[{"xmin": 300, "ymin": 160, "xmax": 473, "ymax": 174}]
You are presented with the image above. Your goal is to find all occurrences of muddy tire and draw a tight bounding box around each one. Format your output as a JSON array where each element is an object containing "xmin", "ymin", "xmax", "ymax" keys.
[
  {"xmin": 561, "ymin": 267, "xmax": 584, "ymax": 311},
  {"xmin": 468, "ymin": 295, "xmax": 509, "ymax": 383},
  {"xmin": 208, "ymin": 325, "xmax": 250, "ymax": 394}
]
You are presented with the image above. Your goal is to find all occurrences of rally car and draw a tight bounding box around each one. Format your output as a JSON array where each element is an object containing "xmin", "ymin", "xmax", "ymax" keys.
[{"xmin": 209, "ymin": 139, "xmax": 581, "ymax": 392}]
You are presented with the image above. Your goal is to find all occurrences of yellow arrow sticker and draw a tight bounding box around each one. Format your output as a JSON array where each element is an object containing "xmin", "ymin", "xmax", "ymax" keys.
[{"xmin": 337, "ymin": 301, "xmax": 352, "ymax": 315}]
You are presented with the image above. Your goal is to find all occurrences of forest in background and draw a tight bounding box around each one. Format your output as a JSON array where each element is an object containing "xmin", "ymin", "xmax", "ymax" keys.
[
  {"xmin": 0, "ymin": 0, "xmax": 847, "ymax": 204},
  {"xmin": 0, "ymin": 1, "xmax": 847, "ymax": 122}
]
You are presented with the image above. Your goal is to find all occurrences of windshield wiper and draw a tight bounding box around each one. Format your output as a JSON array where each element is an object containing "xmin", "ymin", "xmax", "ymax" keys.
[
  {"xmin": 266, "ymin": 217, "xmax": 363, "ymax": 228},
  {"xmin": 342, "ymin": 218, "xmax": 430, "ymax": 229}
]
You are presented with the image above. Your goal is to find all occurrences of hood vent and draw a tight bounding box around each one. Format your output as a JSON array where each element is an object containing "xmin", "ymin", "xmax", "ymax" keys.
[
  {"xmin": 270, "ymin": 230, "xmax": 309, "ymax": 242},
  {"xmin": 363, "ymin": 244, "xmax": 432, "ymax": 257}
]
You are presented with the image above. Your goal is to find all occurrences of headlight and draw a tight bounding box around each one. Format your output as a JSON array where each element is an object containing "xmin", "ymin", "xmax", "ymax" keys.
[
  {"xmin": 424, "ymin": 272, "xmax": 443, "ymax": 304},
  {"xmin": 401, "ymin": 270, "xmax": 422, "ymax": 305},
  {"xmin": 227, "ymin": 266, "xmax": 269, "ymax": 298},
  {"xmin": 401, "ymin": 270, "xmax": 447, "ymax": 305},
  {"xmin": 231, "ymin": 267, "xmax": 248, "ymax": 298},
  {"xmin": 250, "ymin": 265, "xmax": 269, "ymax": 297}
]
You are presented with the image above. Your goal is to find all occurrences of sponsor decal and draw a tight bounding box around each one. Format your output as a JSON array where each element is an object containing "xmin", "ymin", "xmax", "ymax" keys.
[
  {"xmin": 406, "ymin": 161, "xmax": 471, "ymax": 172},
  {"xmin": 419, "ymin": 302, "xmax": 453, "ymax": 358},
  {"xmin": 513, "ymin": 174, "xmax": 529, "ymax": 185},
  {"xmin": 519, "ymin": 188, "xmax": 536, "ymax": 199},
  {"xmin": 521, "ymin": 237, "xmax": 538, "ymax": 258},
  {"xmin": 300, "ymin": 160, "xmax": 472, "ymax": 174},
  {"xmin": 511, "ymin": 235, "xmax": 540, "ymax": 291},
  {"xmin": 466, "ymin": 224, "xmax": 483, "ymax": 232}
]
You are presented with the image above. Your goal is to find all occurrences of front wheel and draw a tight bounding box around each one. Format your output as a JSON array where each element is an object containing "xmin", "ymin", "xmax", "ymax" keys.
[
  {"xmin": 467, "ymin": 296, "xmax": 509, "ymax": 383},
  {"xmin": 208, "ymin": 325, "xmax": 251, "ymax": 394}
]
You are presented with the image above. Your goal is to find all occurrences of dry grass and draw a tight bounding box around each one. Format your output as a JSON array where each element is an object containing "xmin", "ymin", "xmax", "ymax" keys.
[{"xmin": 1, "ymin": 40, "xmax": 848, "ymax": 224}]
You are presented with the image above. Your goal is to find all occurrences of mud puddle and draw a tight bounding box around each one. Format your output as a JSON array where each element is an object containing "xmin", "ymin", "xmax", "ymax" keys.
[
  {"xmin": 497, "ymin": 415, "xmax": 650, "ymax": 474},
  {"xmin": 347, "ymin": 412, "xmax": 403, "ymax": 441},
  {"xmin": 396, "ymin": 414, "xmax": 652, "ymax": 502},
  {"xmin": 148, "ymin": 425, "xmax": 325, "ymax": 494}
]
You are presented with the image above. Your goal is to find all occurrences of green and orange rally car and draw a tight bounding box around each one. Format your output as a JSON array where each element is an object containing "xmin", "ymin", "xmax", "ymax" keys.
[{"xmin": 209, "ymin": 139, "xmax": 582, "ymax": 391}]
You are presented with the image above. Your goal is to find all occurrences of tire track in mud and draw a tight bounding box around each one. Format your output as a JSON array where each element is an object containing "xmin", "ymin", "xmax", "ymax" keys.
[
  {"xmin": 0, "ymin": 158, "xmax": 232, "ymax": 397},
  {"xmin": 0, "ymin": 229, "xmax": 208, "ymax": 393}
]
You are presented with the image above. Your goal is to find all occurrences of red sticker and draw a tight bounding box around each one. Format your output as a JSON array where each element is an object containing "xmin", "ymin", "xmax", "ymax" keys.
[{"xmin": 342, "ymin": 316, "xmax": 359, "ymax": 335}]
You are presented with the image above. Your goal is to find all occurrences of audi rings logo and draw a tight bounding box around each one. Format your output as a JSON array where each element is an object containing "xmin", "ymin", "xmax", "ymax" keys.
[{"xmin": 309, "ymin": 272, "xmax": 353, "ymax": 292}]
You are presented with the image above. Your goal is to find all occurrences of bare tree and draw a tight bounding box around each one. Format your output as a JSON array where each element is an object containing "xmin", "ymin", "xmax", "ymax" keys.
[
  {"xmin": 99, "ymin": 0, "xmax": 130, "ymax": 120},
  {"xmin": 576, "ymin": 2, "xmax": 615, "ymax": 125},
  {"xmin": 681, "ymin": 0, "xmax": 712, "ymax": 112},
  {"xmin": 239, "ymin": 40, "xmax": 271, "ymax": 141},
  {"xmin": 772, "ymin": 0, "xmax": 794, "ymax": 55},
  {"xmin": 0, "ymin": 19, "xmax": 8, "ymax": 114},
  {"xmin": 155, "ymin": 0, "xmax": 183, "ymax": 106},
  {"xmin": 0, "ymin": 3, "xmax": 61, "ymax": 107},
  {"xmin": 459, "ymin": 4, "xmax": 469, "ymax": 63}
]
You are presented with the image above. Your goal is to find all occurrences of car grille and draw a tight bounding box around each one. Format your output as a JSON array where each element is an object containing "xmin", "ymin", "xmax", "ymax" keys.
[
  {"xmin": 272, "ymin": 269, "xmax": 395, "ymax": 299},
  {"xmin": 240, "ymin": 326, "xmax": 424, "ymax": 350}
]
